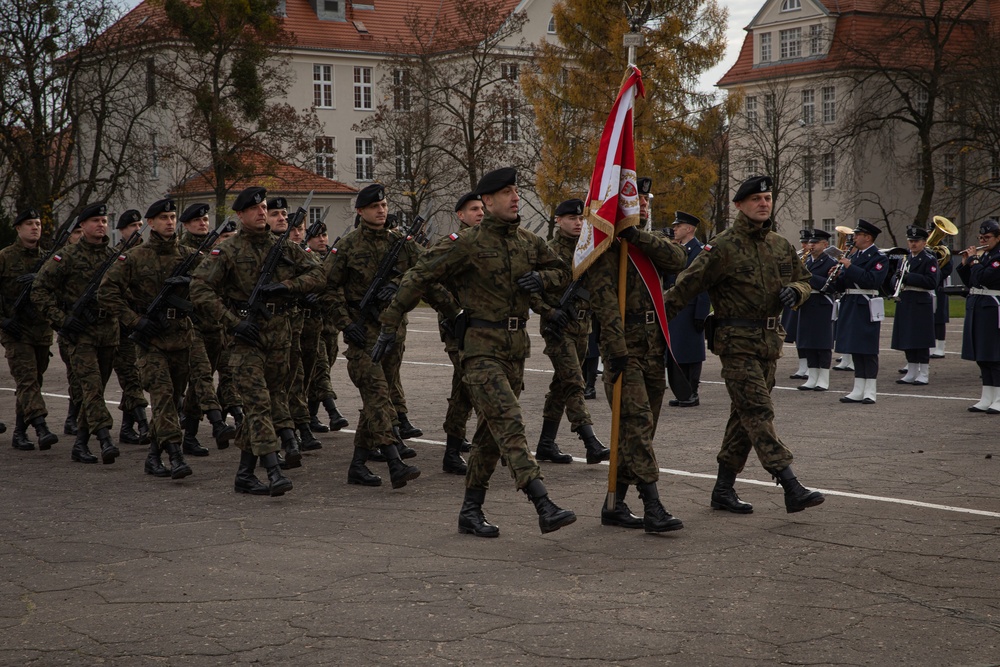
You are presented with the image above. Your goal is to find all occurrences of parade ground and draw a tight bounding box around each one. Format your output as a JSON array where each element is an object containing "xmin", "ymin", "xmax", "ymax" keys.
[{"xmin": 3, "ymin": 309, "xmax": 999, "ymax": 666}]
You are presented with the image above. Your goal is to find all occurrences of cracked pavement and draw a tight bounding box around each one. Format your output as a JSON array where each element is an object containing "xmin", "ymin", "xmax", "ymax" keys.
[{"xmin": 2, "ymin": 310, "xmax": 999, "ymax": 665}]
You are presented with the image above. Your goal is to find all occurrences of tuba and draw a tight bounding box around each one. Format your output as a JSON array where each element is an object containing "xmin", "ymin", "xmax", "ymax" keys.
[{"xmin": 927, "ymin": 215, "xmax": 959, "ymax": 268}]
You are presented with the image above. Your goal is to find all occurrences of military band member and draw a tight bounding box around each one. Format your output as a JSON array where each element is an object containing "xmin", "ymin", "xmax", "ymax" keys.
[
  {"xmin": 892, "ymin": 226, "xmax": 939, "ymax": 385},
  {"xmin": 0, "ymin": 209, "xmax": 58, "ymax": 451},
  {"xmin": 374, "ymin": 167, "xmax": 577, "ymax": 537},
  {"xmin": 664, "ymin": 210, "xmax": 710, "ymax": 407},
  {"xmin": 785, "ymin": 229, "xmax": 812, "ymax": 380},
  {"xmin": 958, "ymin": 218, "xmax": 1000, "ymax": 413},
  {"xmin": 100, "ymin": 198, "xmax": 196, "ymax": 479},
  {"xmin": 931, "ymin": 253, "xmax": 953, "ymax": 358},
  {"xmin": 795, "ymin": 229, "xmax": 837, "ymax": 391},
  {"xmin": 32, "ymin": 202, "xmax": 122, "ymax": 464},
  {"xmin": 535, "ymin": 198, "xmax": 610, "ymax": 465},
  {"xmin": 834, "ymin": 219, "xmax": 889, "ymax": 404},
  {"xmin": 664, "ymin": 175, "xmax": 824, "ymax": 515},
  {"xmin": 112, "ymin": 210, "xmax": 151, "ymax": 446}
]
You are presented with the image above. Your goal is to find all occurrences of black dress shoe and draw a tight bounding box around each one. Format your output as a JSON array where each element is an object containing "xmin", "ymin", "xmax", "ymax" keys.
[
  {"xmin": 667, "ymin": 399, "xmax": 680, "ymax": 407},
  {"xmin": 677, "ymin": 395, "xmax": 700, "ymax": 407}
]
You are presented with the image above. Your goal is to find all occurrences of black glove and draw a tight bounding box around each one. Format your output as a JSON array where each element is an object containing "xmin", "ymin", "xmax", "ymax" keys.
[
  {"xmin": 377, "ymin": 283, "xmax": 399, "ymax": 302},
  {"xmin": 163, "ymin": 275, "xmax": 191, "ymax": 287},
  {"xmin": 544, "ymin": 308, "xmax": 572, "ymax": 339},
  {"xmin": 230, "ymin": 320, "xmax": 261, "ymax": 346},
  {"xmin": 606, "ymin": 355, "xmax": 628, "ymax": 383},
  {"xmin": 617, "ymin": 226, "xmax": 640, "ymax": 243},
  {"xmin": 16, "ymin": 272, "xmax": 36, "ymax": 285},
  {"xmin": 304, "ymin": 292, "xmax": 320, "ymax": 305},
  {"xmin": 259, "ymin": 282, "xmax": 290, "ymax": 298},
  {"xmin": 516, "ymin": 271, "xmax": 544, "ymax": 293},
  {"xmin": 133, "ymin": 317, "xmax": 164, "ymax": 338},
  {"xmin": 0, "ymin": 317, "xmax": 23, "ymax": 340},
  {"xmin": 342, "ymin": 322, "xmax": 367, "ymax": 347},
  {"xmin": 370, "ymin": 330, "xmax": 397, "ymax": 362},
  {"xmin": 440, "ymin": 314, "xmax": 458, "ymax": 340},
  {"xmin": 693, "ymin": 318, "xmax": 706, "ymax": 333},
  {"xmin": 61, "ymin": 315, "xmax": 87, "ymax": 336},
  {"xmin": 779, "ymin": 286, "xmax": 799, "ymax": 308}
]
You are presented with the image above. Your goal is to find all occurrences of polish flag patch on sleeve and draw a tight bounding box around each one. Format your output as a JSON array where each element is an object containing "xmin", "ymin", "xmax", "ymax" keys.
[
  {"xmin": 875, "ymin": 262, "xmax": 883, "ymax": 270},
  {"xmin": 210, "ymin": 248, "xmax": 222, "ymax": 256},
  {"xmin": 449, "ymin": 233, "xmax": 459, "ymax": 241},
  {"xmin": 704, "ymin": 244, "xmax": 713, "ymax": 252},
  {"xmin": 330, "ymin": 247, "xmax": 338, "ymax": 254},
  {"xmin": 53, "ymin": 254, "xmax": 62, "ymax": 262},
  {"xmin": 117, "ymin": 254, "xmax": 127, "ymax": 261}
]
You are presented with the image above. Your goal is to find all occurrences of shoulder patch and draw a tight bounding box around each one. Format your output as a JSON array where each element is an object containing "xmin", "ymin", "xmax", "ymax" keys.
[
  {"xmin": 330, "ymin": 247, "xmax": 337, "ymax": 254},
  {"xmin": 875, "ymin": 262, "xmax": 883, "ymax": 271},
  {"xmin": 930, "ymin": 265, "xmax": 937, "ymax": 273},
  {"xmin": 703, "ymin": 244, "xmax": 713, "ymax": 252},
  {"xmin": 993, "ymin": 260, "xmax": 1000, "ymax": 269},
  {"xmin": 406, "ymin": 235, "xmax": 413, "ymax": 241},
  {"xmin": 210, "ymin": 248, "xmax": 221, "ymax": 256},
  {"xmin": 449, "ymin": 233, "xmax": 459, "ymax": 241},
  {"xmin": 53, "ymin": 254, "xmax": 62, "ymax": 262},
  {"xmin": 117, "ymin": 254, "xmax": 127, "ymax": 261}
]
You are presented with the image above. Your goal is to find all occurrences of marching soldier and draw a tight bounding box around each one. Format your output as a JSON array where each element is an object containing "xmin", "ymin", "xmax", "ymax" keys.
[
  {"xmin": 100, "ymin": 198, "xmax": 197, "ymax": 479},
  {"xmin": 373, "ymin": 167, "xmax": 577, "ymax": 537},
  {"xmin": 534, "ymin": 198, "xmax": 610, "ymax": 465},
  {"xmin": 834, "ymin": 219, "xmax": 889, "ymax": 404},
  {"xmin": 32, "ymin": 203, "xmax": 123, "ymax": 464},
  {"xmin": 795, "ymin": 229, "xmax": 837, "ymax": 391},
  {"xmin": 892, "ymin": 226, "xmax": 939, "ymax": 385},
  {"xmin": 785, "ymin": 229, "xmax": 812, "ymax": 380},
  {"xmin": 112, "ymin": 210, "xmax": 151, "ymax": 446},
  {"xmin": 664, "ymin": 211, "xmax": 710, "ymax": 407},
  {"xmin": 664, "ymin": 175, "xmax": 825, "ymax": 515},
  {"xmin": 958, "ymin": 218, "xmax": 1000, "ymax": 413},
  {"xmin": 0, "ymin": 209, "xmax": 59, "ymax": 451},
  {"xmin": 189, "ymin": 186, "xmax": 316, "ymax": 497},
  {"xmin": 59, "ymin": 224, "xmax": 84, "ymax": 436}
]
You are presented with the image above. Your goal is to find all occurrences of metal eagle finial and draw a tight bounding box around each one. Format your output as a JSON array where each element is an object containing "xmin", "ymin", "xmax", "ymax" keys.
[{"xmin": 623, "ymin": 1, "xmax": 652, "ymax": 32}]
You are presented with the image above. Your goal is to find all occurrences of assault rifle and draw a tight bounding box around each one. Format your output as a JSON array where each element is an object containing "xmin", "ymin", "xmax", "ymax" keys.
[
  {"xmin": 61, "ymin": 226, "xmax": 144, "ymax": 341},
  {"xmin": 302, "ymin": 205, "xmax": 331, "ymax": 248},
  {"xmin": 128, "ymin": 219, "xmax": 236, "ymax": 350},
  {"xmin": 356, "ymin": 215, "xmax": 425, "ymax": 323},
  {"xmin": 542, "ymin": 278, "xmax": 590, "ymax": 338}
]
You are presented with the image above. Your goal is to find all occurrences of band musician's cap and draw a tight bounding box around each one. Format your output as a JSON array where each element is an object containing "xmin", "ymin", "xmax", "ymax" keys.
[
  {"xmin": 144, "ymin": 199, "xmax": 176, "ymax": 220},
  {"xmin": 733, "ymin": 175, "xmax": 772, "ymax": 202},
  {"xmin": 853, "ymin": 218, "xmax": 881, "ymax": 239},
  {"xmin": 455, "ymin": 192, "xmax": 481, "ymax": 212},
  {"xmin": 78, "ymin": 202, "xmax": 108, "ymax": 221},
  {"xmin": 267, "ymin": 197, "xmax": 288, "ymax": 211},
  {"xmin": 798, "ymin": 229, "xmax": 812, "ymax": 242},
  {"xmin": 180, "ymin": 203, "xmax": 210, "ymax": 223},
  {"xmin": 232, "ymin": 187, "xmax": 267, "ymax": 212},
  {"xmin": 14, "ymin": 209, "xmax": 41, "ymax": 226},
  {"xmin": 672, "ymin": 211, "xmax": 700, "ymax": 228},
  {"xmin": 637, "ymin": 177, "xmax": 652, "ymax": 196},
  {"xmin": 474, "ymin": 167, "xmax": 516, "ymax": 196},
  {"xmin": 906, "ymin": 225, "xmax": 929, "ymax": 240},
  {"xmin": 355, "ymin": 184, "xmax": 386, "ymax": 208},
  {"xmin": 808, "ymin": 229, "xmax": 831, "ymax": 242},
  {"xmin": 555, "ymin": 198, "xmax": 585, "ymax": 217},
  {"xmin": 116, "ymin": 209, "xmax": 142, "ymax": 230},
  {"xmin": 979, "ymin": 218, "xmax": 1000, "ymax": 235}
]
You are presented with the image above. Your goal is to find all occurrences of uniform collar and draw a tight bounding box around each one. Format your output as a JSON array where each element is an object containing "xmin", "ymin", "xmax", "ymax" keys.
[
  {"xmin": 734, "ymin": 211, "xmax": 772, "ymax": 239},
  {"xmin": 482, "ymin": 213, "xmax": 520, "ymax": 235}
]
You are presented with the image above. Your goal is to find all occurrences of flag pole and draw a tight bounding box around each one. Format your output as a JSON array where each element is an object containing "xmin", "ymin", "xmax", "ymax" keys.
[{"xmin": 605, "ymin": 238, "xmax": 628, "ymax": 512}]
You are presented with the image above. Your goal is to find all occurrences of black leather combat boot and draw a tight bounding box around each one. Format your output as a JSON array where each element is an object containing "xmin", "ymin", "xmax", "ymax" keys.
[
  {"xmin": 523, "ymin": 478, "xmax": 577, "ymax": 534},
  {"xmin": 774, "ymin": 466, "xmax": 825, "ymax": 513},
  {"xmin": 31, "ymin": 416, "xmax": 58, "ymax": 450},
  {"xmin": 118, "ymin": 410, "xmax": 142, "ymax": 444},
  {"xmin": 63, "ymin": 401, "xmax": 79, "ymax": 436},
  {"xmin": 396, "ymin": 411, "xmax": 422, "ymax": 439},
  {"xmin": 234, "ymin": 450, "xmax": 269, "ymax": 495},
  {"xmin": 710, "ymin": 463, "xmax": 753, "ymax": 514},
  {"xmin": 95, "ymin": 426, "xmax": 119, "ymax": 464},
  {"xmin": 383, "ymin": 443, "xmax": 420, "ymax": 489},
  {"xmin": 206, "ymin": 409, "xmax": 235, "ymax": 449},
  {"xmin": 442, "ymin": 434, "xmax": 468, "ymax": 475},
  {"xmin": 575, "ymin": 424, "xmax": 610, "ymax": 464},
  {"xmin": 392, "ymin": 425, "xmax": 416, "ymax": 459},
  {"xmin": 163, "ymin": 442, "xmax": 192, "ymax": 480},
  {"xmin": 600, "ymin": 483, "xmax": 645, "ymax": 529},
  {"xmin": 144, "ymin": 440, "xmax": 169, "ymax": 477},
  {"xmin": 134, "ymin": 406, "xmax": 151, "ymax": 444},
  {"xmin": 181, "ymin": 415, "xmax": 209, "ymax": 456},
  {"xmin": 535, "ymin": 418, "xmax": 573, "ymax": 463},
  {"xmin": 308, "ymin": 400, "xmax": 329, "ymax": 433},
  {"xmin": 323, "ymin": 396, "xmax": 348, "ymax": 431},
  {"xmin": 458, "ymin": 488, "xmax": 499, "ymax": 537},
  {"xmin": 260, "ymin": 451, "xmax": 292, "ymax": 496},
  {"xmin": 277, "ymin": 428, "xmax": 302, "ymax": 468},
  {"xmin": 226, "ymin": 405, "xmax": 244, "ymax": 429},
  {"xmin": 70, "ymin": 429, "xmax": 97, "ymax": 464},
  {"xmin": 296, "ymin": 422, "xmax": 322, "ymax": 451},
  {"xmin": 636, "ymin": 482, "xmax": 683, "ymax": 533},
  {"xmin": 12, "ymin": 411, "xmax": 35, "ymax": 451},
  {"xmin": 347, "ymin": 446, "xmax": 382, "ymax": 486}
]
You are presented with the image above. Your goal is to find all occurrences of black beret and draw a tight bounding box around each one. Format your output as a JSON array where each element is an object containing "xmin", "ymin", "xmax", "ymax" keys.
[
  {"xmin": 555, "ymin": 198, "xmax": 585, "ymax": 217},
  {"xmin": 979, "ymin": 219, "xmax": 1000, "ymax": 235},
  {"xmin": 637, "ymin": 177, "xmax": 652, "ymax": 196},
  {"xmin": 733, "ymin": 175, "xmax": 773, "ymax": 202},
  {"xmin": 454, "ymin": 192, "xmax": 482, "ymax": 212},
  {"xmin": 808, "ymin": 229, "xmax": 831, "ymax": 242},
  {"xmin": 355, "ymin": 184, "xmax": 386, "ymax": 208},
  {"xmin": 14, "ymin": 209, "xmax": 41, "ymax": 226},
  {"xmin": 673, "ymin": 211, "xmax": 700, "ymax": 227},
  {"xmin": 116, "ymin": 209, "xmax": 143, "ymax": 230},
  {"xmin": 474, "ymin": 167, "xmax": 517, "ymax": 196},
  {"xmin": 79, "ymin": 202, "xmax": 108, "ymax": 221},
  {"xmin": 144, "ymin": 198, "xmax": 176, "ymax": 220},
  {"xmin": 906, "ymin": 225, "xmax": 929, "ymax": 240},
  {"xmin": 180, "ymin": 203, "xmax": 210, "ymax": 223},
  {"xmin": 853, "ymin": 218, "xmax": 881, "ymax": 239},
  {"xmin": 311, "ymin": 221, "xmax": 327, "ymax": 234},
  {"xmin": 798, "ymin": 229, "xmax": 812, "ymax": 241},
  {"xmin": 232, "ymin": 186, "xmax": 267, "ymax": 212},
  {"xmin": 267, "ymin": 196, "xmax": 288, "ymax": 211}
]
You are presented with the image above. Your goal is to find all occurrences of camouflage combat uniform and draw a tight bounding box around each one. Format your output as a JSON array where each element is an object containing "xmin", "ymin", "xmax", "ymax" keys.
[
  {"xmin": 0, "ymin": 238, "xmax": 55, "ymax": 424},
  {"xmin": 189, "ymin": 226, "xmax": 320, "ymax": 457},
  {"xmin": 112, "ymin": 236, "xmax": 149, "ymax": 421},
  {"xmin": 99, "ymin": 231, "xmax": 195, "ymax": 448},
  {"xmin": 32, "ymin": 237, "xmax": 119, "ymax": 435},
  {"xmin": 589, "ymin": 229, "xmax": 687, "ymax": 485},
  {"xmin": 662, "ymin": 211, "xmax": 810, "ymax": 474},
  {"xmin": 379, "ymin": 213, "xmax": 566, "ymax": 490}
]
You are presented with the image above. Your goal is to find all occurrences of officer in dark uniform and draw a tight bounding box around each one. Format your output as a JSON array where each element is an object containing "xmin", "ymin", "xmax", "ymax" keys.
[
  {"xmin": 931, "ymin": 251, "xmax": 953, "ymax": 358},
  {"xmin": 958, "ymin": 218, "xmax": 1000, "ymax": 413},
  {"xmin": 835, "ymin": 219, "xmax": 889, "ymax": 404},
  {"xmin": 785, "ymin": 229, "xmax": 812, "ymax": 380},
  {"xmin": 664, "ymin": 210, "xmax": 710, "ymax": 407},
  {"xmin": 795, "ymin": 229, "xmax": 837, "ymax": 391},
  {"xmin": 891, "ymin": 226, "xmax": 939, "ymax": 385}
]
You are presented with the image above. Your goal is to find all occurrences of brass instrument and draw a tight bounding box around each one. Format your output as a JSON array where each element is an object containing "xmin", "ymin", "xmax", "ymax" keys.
[
  {"xmin": 928, "ymin": 215, "xmax": 959, "ymax": 267},
  {"xmin": 834, "ymin": 225, "xmax": 854, "ymax": 251},
  {"xmin": 820, "ymin": 232, "xmax": 856, "ymax": 295},
  {"xmin": 890, "ymin": 255, "xmax": 910, "ymax": 301}
]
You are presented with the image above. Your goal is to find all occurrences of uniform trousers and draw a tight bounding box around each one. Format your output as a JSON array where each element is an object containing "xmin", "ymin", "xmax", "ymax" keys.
[
  {"xmin": 602, "ymin": 354, "xmax": 663, "ymax": 485},
  {"xmin": 718, "ymin": 354, "xmax": 794, "ymax": 474},
  {"xmin": 345, "ymin": 341, "xmax": 398, "ymax": 451},
  {"xmin": 183, "ymin": 330, "xmax": 222, "ymax": 418},
  {"xmin": 228, "ymin": 339, "xmax": 292, "ymax": 456},
  {"xmin": 114, "ymin": 337, "xmax": 147, "ymax": 413},
  {"xmin": 136, "ymin": 346, "xmax": 189, "ymax": 447},
  {"xmin": 853, "ymin": 353, "xmax": 879, "ymax": 379},
  {"xmin": 308, "ymin": 328, "xmax": 338, "ymax": 402},
  {"xmin": 443, "ymin": 349, "xmax": 475, "ymax": 439},
  {"xmin": 4, "ymin": 340, "xmax": 52, "ymax": 422},
  {"xmin": 68, "ymin": 342, "xmax": 116, "ymax": 433},
  {"xmin": 202, "ymin": 327, "xmax": 240, "ymax": 410},
  {"xmin": 542, "ymin": 332, "xmax": 592, "ymax": 428},
  {"xmin": 978, "ymin": 361, "xmax": 1000, "ymax": 386},
  {"xmin": 802, "ymin": 349, "xmax": 832, "ymax": 368}
]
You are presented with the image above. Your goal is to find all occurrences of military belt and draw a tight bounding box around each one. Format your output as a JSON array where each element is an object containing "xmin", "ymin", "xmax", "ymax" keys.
[
  {"xmin": 714, "ymin": 317, "xmax": 779, "ymax": 331},
  {"xmin": 901, "ymin": 286, "xmax": 932, "ymax": 293},
  {"xmin": 624, "ymin": 310, "xmax": 656, "ymax": 325},
  {"xmin": 844, "ymin": 289, "xmax": 878, "ymax": 296},
  {"xmin": 970, "ymin": 287, "xmax": 1000, "ymax": 297},
  {"xmin": 225, "ymin": 299, "xmax": 290, "ymax": 318},
  {"xmin": 467, "ymin": 317, "xmax": 527, "ymax": 331}
]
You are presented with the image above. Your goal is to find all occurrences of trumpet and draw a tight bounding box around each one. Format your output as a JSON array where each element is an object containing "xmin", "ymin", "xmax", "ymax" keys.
[{"xmin": 958, "ymin": 245, "xmax": 988, "ymax": 257}]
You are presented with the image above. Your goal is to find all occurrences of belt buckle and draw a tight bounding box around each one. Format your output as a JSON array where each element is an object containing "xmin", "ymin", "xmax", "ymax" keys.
[
  {"xmin": 97, "ymin": 308, "xmax": 108, "ymax": 319},
  {"xmin": 766, "ymin": 316, "xmax": 777, "ymax": 330},
  {"xmin": 645, "ymin": 311, "xmax": 655, "ymax": 325},
  {"xmin": 507, "ymin": 317, "xmax": 519, "ymax": 331},
  {"xmin": 165, "ymin": 308, "xmax": 176, "ymax": 320},
  {"xmin": 577, "ymin": 309, "xmax": 587, "ymax": 321},
  {"xmin": 303, "ymin": 308, "xmax": 312, "ymax": 318},
  {"xmin": 266, "ymin": 303, "xmax": 277, "ymax": 316}
]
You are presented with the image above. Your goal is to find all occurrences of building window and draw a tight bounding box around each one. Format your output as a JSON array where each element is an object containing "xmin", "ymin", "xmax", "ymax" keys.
[
  {"xmin": 822, "ymin": 86, "xmax": 836, "ymax": 123},
  {"xmin": 150, "ymin": 132, "xmax": 159, "ymax": 179},
  {"xmin": 355, "ymin": 138, "xmax": 374, "ymax": 180},
  {"xmin": 502, "ymin": 98, "xmax": 520, "ymax": 142},
  {"xmin": 315, "ymin": 136, "xmax": 336, "ymax": 179},
  {"xmin": 779, "ymin": 28, "xmax": 802, "ymax": 59},
  {"xmin": 781, "ymin": 0, "xmax": 801, "ymax": 10},
  {"xmin": 759, "ymin": 32, "xmax": 771, "ymax": 63},
  {"xmin": 764, "ymin": 93, "xmax": 775, "ymax": 129},
  {"xmin": 915, "ymin": 87, "xmax": 929, "ymax": 116},
  {"xmin": 547, "ymin": 15, "xmax": 556, "ymax": 34},
  {"xmin": 501, "ymin": 62, "xmax": 519, "ymax": 81},
  {"xmin": 745, "ymin": 95, "xmax": 758, "ymax": 126},
  {"xmin": 392, "ymin": 69, "xmax": 411, "ymax": 111},
  {"xmin": 822, "ymin": 218, "xmax": 835, "ymax": 233},
  {"xmin": 309, "ymin": 207, "xmax": 323, "ymax": 226},
  {"xmin": 146, "ymin": 58, "xmax": 157, "ymax": 106},
  {"xmin": 313, "ymin": 65, "xmax": 333, "ymax": 108},
  {"xmin": 822, "ymin": 152, "xmax": 836, "ymax": 189},
  {"xmin": 395, "ymin": 139, "xmax": 412, "ymax": 180},
  {"xmin": 746, "ymin": 159, "xmax": 760, "ymax": 179},
  {"xmin": 801, "ymin": 89, "xmax": 815, "ymax": 125},
  {"xmin": 944, "ymin": 153, "xmax": 955, "ymax": 187},
  {"xmin": 353, "ymin": 66, "xmax": 373, "ymax": 110},
  {"xmin": 324, "ymin": 0, "xmax": 339, "ymax": 11},
  {"xmin": 810, "ymin": 24, "xmax": 823, "ymax": 55}
]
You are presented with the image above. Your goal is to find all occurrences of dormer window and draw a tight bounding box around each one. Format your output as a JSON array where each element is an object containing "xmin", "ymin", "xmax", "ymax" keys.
[{"xmin": 781, "ymin": 0, "xmax": 801, "ymax": 11}]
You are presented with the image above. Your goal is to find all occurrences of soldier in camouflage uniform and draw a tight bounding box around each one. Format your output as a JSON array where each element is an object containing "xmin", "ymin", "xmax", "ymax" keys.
[
  {"xmin": 59, "ymin": 227, "xmax": 84, "ymax": 436},
  {"xmin": 32, "ymin": 202, "xmax": 123, "ymax": 465},
  {"xmin": 663, "ymin": 175, "xmax": 825, "ymax": 515},
  {"xmin": 100, "ymin": 199, "xmax": 197, "ymax": 480},
  {"xmin": 588, "ymin": 187, "xmax": 689, "ymax": 533},
  {"xmin": 374, "ymin": 168, "xmax": 577, "ymax": 537},
  {"xmin": 189, "ymin": 186, "xmax": 317, "ymax": 497},
  {"xmin": 111, "ymin": 211, "xmax": 151, "ymax": 447},
  {"xmin": 535, "ymin": 198, "xmax": 610, "ymax": 466},
  {"xmin": 0, "ymin": 209, "xmax": 59, "ymax": 451}
]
